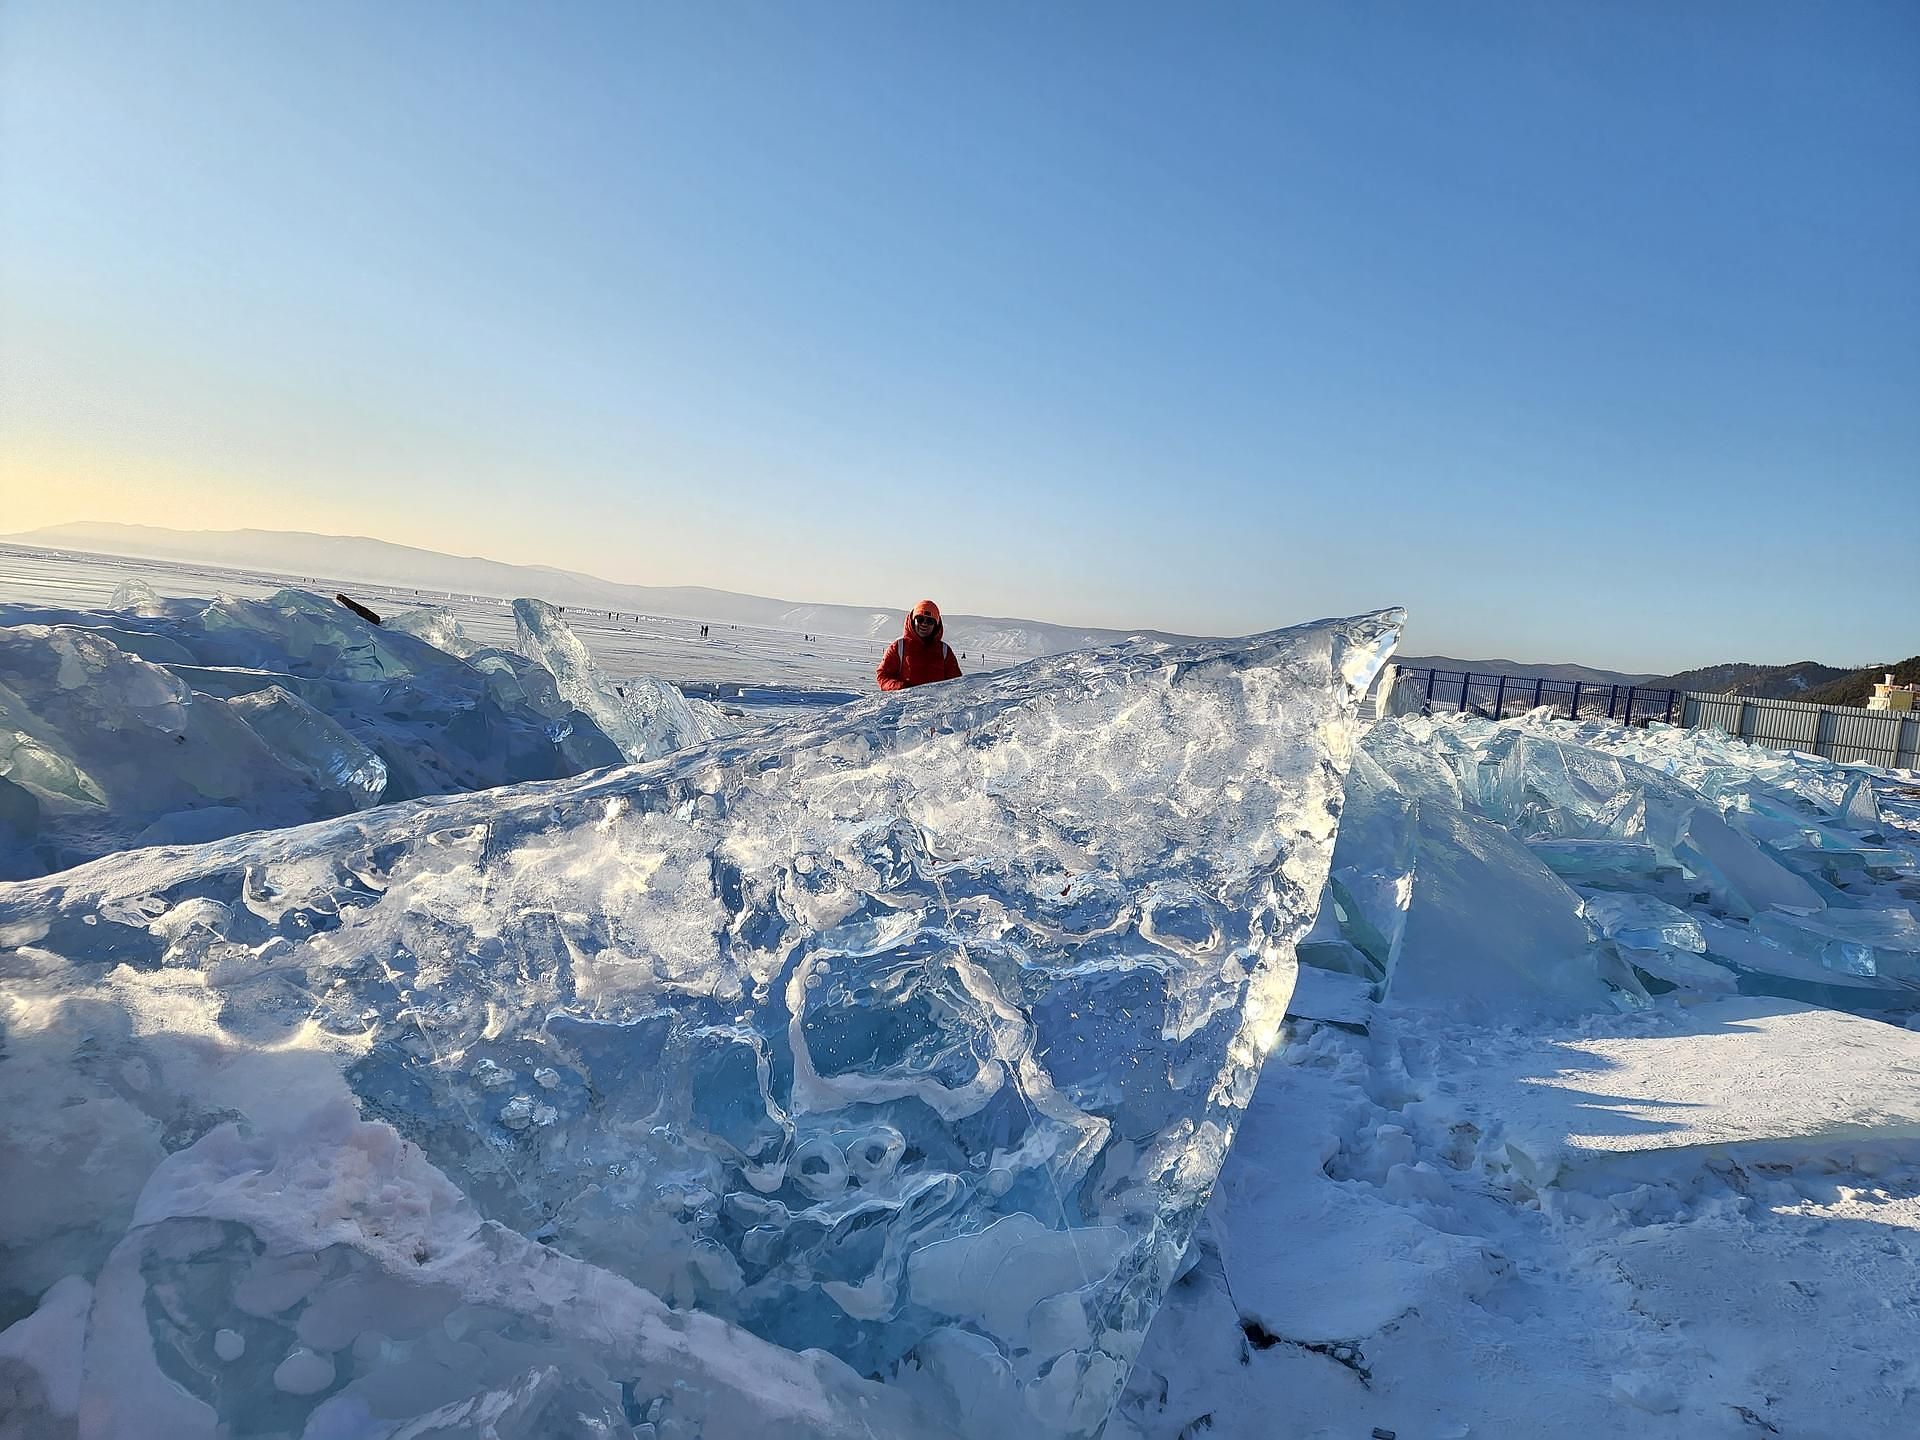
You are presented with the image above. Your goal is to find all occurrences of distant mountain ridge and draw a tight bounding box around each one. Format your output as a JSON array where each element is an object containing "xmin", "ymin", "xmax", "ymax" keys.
[
  {"xmin": 1802, "ymin": 657, "xmax": 1920, "ymax": 709},
  {"xmin": 1653, "ymin": 660, "xmax": 1854, "ymax": 699},
  {"xmin": 4, "ymin": 521, "xmax": 1188, "ymax": 659}
]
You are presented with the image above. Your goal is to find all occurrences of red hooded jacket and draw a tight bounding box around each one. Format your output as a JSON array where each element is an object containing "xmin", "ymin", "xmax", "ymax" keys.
[{"xmin": 877, "ymin": 605, "xmax": 963, "ymax": 691}]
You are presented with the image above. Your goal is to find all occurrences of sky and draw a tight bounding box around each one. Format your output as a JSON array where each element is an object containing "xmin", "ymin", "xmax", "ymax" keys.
[{"xmin": 1, "ymin": 2, "xmax": 1915, "ymax": 671}]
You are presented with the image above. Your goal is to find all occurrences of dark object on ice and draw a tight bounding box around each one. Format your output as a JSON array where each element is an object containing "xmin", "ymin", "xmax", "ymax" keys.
[
  {"xmin": 1372, "ymin": 1430, "xmax": 1397, "ymax": 1440},
  {"xmin": 335, "ymin": 593, "xmax": 382, "ymax": 626}
]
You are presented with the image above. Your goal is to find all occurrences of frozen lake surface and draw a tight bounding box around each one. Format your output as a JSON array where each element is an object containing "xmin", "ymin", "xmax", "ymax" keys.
[{"xmin": 0, "ymin": 542, "xmax": 1006, "ymax": 713}]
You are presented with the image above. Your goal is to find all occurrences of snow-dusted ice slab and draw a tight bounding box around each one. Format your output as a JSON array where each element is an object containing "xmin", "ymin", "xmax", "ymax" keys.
[
  {"xmin": 0, "ymin": 608, "xmax": 1400, "ymax": 1438},
  {"xmin": 1447, "ymin": 997, "xmax": 1920, "ymax": 1186}
]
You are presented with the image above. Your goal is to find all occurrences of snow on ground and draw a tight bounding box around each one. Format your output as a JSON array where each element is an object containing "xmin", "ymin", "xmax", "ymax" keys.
[{"xmin": 1118, "ymin": 999, "xmax": 1920, "ymax": 1440}]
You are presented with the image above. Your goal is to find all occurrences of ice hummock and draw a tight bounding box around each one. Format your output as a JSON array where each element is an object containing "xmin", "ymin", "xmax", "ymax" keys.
[
  {"xmin": 0, "ymin": 607, "xmax": 1402, "ymax": 1438},
  {"xmin": 1308, "ymin": 710, "xmax": 1920, "ymax": 1019},
  {"xmin": 0, "ymin": 585, "xmax": 741, "ymax": 876}
]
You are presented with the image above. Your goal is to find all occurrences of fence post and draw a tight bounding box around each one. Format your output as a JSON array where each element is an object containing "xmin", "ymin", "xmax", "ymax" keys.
[
  {"xmin": 1459, "ymin": 671, "xmax": 1472, "ymax": 713},
  {"xmin": 1606, "ymin": 685, "xmax": 1617, "ymax": 719},
  {"xmin": 1570, "ymin": 681, "xmax": 1582, "ymax": 719},
  {"xmin": 1494, "ymin": 674, "xmax": 1507, "ymax": 720},
  {"xmin": 1533, "ymin": 677, "xmax": 1544, "ymax": 709},
  {"xmin": 1425, "ymin": 669, "xmax": 1437, "ymax": 703},
  {"xmin": 1665, "ymin": 690, "xmax": 1676, "ymax": 725},
  {"xmin": 1624, "ymin": 686, "xmax": 1636, "ymax": 725}
]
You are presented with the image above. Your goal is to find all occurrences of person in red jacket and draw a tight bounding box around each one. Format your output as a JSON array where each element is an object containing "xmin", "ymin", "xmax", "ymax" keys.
[{"xmin": 877, "ymin": 599, "xmax": 963, "ymax": 691}]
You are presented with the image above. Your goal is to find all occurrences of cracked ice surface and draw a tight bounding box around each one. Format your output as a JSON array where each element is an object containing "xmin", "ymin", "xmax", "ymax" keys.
[{"xmin": 0, "ymin": 608, "xmax": 1400, "ymax": 1438}]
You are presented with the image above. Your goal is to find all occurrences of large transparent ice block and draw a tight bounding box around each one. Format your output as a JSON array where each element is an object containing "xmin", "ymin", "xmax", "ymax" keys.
[{"xmin": 0, "ymin": 608, "xmax": 1401, "ymax": 1438}]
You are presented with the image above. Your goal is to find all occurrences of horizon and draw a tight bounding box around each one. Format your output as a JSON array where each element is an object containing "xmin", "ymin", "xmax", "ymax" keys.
[
  {"xmin": 3, "ymin": 3, "xmax": 1916, "ymax": 671},
  {"xmin": 8, "ymin": 516, "xmax": 1900, "ymax": 676}
]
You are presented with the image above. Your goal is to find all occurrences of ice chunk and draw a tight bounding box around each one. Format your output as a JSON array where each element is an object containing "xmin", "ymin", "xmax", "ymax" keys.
[
  {"xmin": 1315, "ymin": 747, "xmax": 1414, "ymax": 983},
  {"xmin": 1752, "ymin": 907, "xmax": 1920, "ymax": 982},
  {"xmin": 272, "ymin": 1346, "xmax": 335, "ymax": 1394},
  {"xmin": 1529, "ymin": 838, "xmax": 1670, "ymax": 888},
  {"xmin": 0, "ymin": 625, "xmax": 348, "ymax": 869},
  {"xmin": 907, "ymin": 1213, "xmax": 1131, "ymax": 1348},
  {"xmin": 1284, "ymin": 964, "xmax": 1376, "ymax": 1025},
  {"xmin": 1580, "ymin": 893, "xmax": 1706, "ymax": 954},
  {"xmin": 0, "ymin": 608, "xmax": 1401, "ymax": 1438},
  {"xmin": 1384, "ymin": 801, "xmax": 1628, "ymax": 1017},
  {"xmin": 0, "ymin": 590, "xmax": 639, "ymax": 874},
  {"xmin": 226, "ymin": 684, "xmax": 388, "ymax": 807},
  {"xmin": 1838, "ymin": 772, "xmax": 1884, "ymax": 835},
  {"xmin": 196, "ymin": 588, "xmax": 438, "ymax": 683},
  {"xmin": 1698, "ymin": 916, "xmax": 1920, "ymax": 1011},
  {"xmin": 130, "ymin": 805, "xmax": 259, "ymax": 848},
  {"xmin": 1652, "ymin": 792, "xmax": 1823, "ymax": 920},
  {"xmin": 107, "ymin": 577, "xmax": 167, "ymax": 616},
  {"xmin": 1617, "ymin": 944, "xmax": 1741, "ymax": 993},
  {"xmin": 513, "ymin": 597, "xmax": 736, "ymax": 762},
  {"xmin": 384, "ymin": 604, "xmax": 484, "ymax": 658},
  {"xmin": 74, "ymin": 1104, "xmax": 968, "ymax": 1440}
]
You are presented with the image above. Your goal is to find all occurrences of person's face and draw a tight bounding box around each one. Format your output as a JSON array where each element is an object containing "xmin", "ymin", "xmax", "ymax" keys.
[{"xmin": 912, "ymin": 612, "xmax": 938, "ymax": 639}]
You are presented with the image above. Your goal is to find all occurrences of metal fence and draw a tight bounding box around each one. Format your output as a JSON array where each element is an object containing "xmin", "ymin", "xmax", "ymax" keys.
[
  {"xmin": 1681, "ymin": 692, "xmax": 1920, "ymax": 769},
  {"xmin": 1390, "ymin": 666, "xmax": 1920, "ymax": 770},
  {"xmin": 1392, "ymin": 667, "xmax": 1681, "ymax": 725}
]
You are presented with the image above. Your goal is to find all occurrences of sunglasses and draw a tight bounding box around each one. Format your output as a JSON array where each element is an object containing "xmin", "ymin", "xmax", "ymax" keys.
[{"xmin": 913, "ymin": 614, "xmax": 937, "ymax": 624}]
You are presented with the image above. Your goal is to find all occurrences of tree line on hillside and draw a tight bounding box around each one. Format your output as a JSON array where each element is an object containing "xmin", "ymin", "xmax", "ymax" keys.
[{"xmin": 1653, "ymin": 656, "xmax": 1920, "ymax": 707}]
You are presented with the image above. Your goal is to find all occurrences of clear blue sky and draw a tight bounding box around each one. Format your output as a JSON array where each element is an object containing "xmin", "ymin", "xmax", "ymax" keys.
[{"xmin": 2, "ymin": 2, "xmax": 1915, "ymax": 671}]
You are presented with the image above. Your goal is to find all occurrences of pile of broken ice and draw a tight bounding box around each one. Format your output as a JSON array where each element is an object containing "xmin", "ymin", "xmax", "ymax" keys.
[
  {"xmin": 7, "ymin": 580, "xmax": 1918, "ymax": 1439},
  {"xmin": 1304, "ymin": 704, "xmax": 1920, "ymax": 1020},
  {"xmin": 0, "ymin": 606, "xmax": 1401, "ymax": 1439},
  {"xmin": 0, "ymin": 583, "xmax": 734, "ymax": 879}
]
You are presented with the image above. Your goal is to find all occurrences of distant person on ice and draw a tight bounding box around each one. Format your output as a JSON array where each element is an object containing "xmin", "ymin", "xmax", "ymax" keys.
[{"xmin": 877, "ymin": 599, "xmax": 962, "ymax": 691}]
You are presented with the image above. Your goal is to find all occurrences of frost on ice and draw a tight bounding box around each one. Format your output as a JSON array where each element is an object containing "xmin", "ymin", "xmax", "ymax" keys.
[
  {"xmin": 0, "ymin": 608, "xmax": 1401, "ymax": 1438},
  {"xmin": 0, "ymin": 586, "xmax": 738, "ymax": 877}
]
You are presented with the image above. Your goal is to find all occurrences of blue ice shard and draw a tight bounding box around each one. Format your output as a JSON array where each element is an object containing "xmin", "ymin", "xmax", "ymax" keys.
[{"xmin": 513, "ymin": 597, "xmax": 736, "ymax": 762}]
